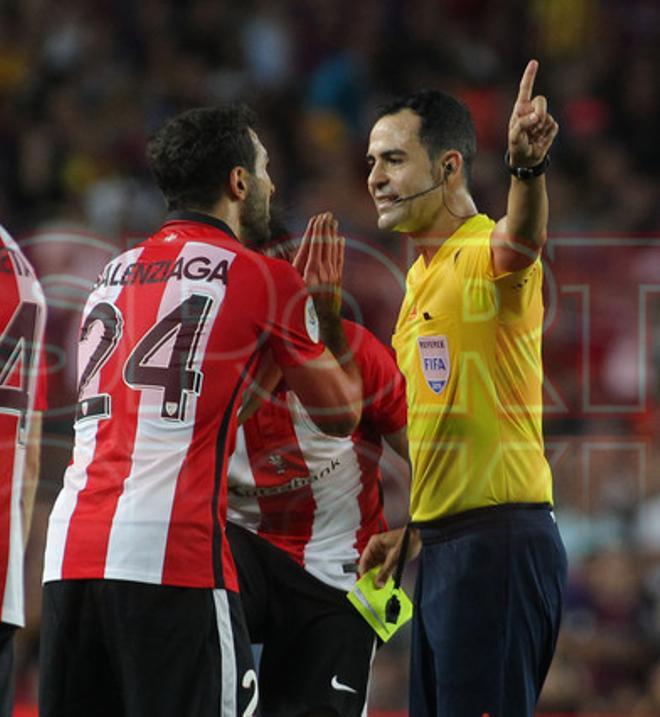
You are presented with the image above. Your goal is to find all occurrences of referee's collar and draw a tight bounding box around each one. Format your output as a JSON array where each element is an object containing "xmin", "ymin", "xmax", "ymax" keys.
[{"xmin": 163, "ymin": 210, "xmax": 239, "ymax": 242}]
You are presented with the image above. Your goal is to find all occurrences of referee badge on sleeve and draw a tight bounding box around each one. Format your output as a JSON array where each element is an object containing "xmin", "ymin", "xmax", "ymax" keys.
[{"xmin": 417, "ymin": 335, "xmax": 451, "ymax": 395}]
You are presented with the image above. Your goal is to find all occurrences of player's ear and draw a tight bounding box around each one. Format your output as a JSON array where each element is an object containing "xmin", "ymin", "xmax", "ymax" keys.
[{"xmin": 229, "ymin": 166, "xmax": 249, "ymax": 200}]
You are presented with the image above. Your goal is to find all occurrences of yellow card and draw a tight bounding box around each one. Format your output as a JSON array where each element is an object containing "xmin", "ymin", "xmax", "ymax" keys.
[{"xmin": 346, "ymin": 567, "xmax": 413, "ymax": 642}]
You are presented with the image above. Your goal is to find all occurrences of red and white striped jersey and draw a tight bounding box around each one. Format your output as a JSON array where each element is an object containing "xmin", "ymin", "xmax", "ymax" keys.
[
  {"xmin": 43, "ymin": 213, "xmax": 324, "ymax": 591},
  {"xmin": 227, "ymin": 321, "xmax": 407, "ymax": 590},
  {"xmin": 0, "ymin": 226, "xmax": 47, "ymax": 627}
]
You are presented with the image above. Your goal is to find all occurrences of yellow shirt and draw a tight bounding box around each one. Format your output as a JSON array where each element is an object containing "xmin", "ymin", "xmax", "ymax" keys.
[{"xmin": 392, "ymin": 214, "xmax": 552, "ymax": 522}]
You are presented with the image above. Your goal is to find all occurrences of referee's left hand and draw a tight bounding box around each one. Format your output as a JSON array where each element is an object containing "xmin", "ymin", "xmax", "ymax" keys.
[
  {"xmin": 508, "ymin": 60, "xmax": 558, "ymax": 167},
  {"xmin": 359, "ymin": 527, "xmax": 421, "ymax": 588}
]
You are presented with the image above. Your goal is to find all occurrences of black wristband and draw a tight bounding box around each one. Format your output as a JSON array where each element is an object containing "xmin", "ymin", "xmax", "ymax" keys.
[{"xmin": 504, "ymin": 150, "xmax": 550, "ymax": 180}]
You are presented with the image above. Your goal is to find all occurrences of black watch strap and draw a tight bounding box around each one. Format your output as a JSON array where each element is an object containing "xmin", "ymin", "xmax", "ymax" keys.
[{"xmin": 504, "ymin": 150, "xmax": 550, "ymax": 179}]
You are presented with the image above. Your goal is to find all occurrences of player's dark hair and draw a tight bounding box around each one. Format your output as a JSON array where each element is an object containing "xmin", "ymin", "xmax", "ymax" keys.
[
  {"xmin": 377, "ymin": 90, "xmax": 477, "ymax": 182},
  {"xmin": 147, "ymin": 104, "xmax": 258, "ymax": 211}
]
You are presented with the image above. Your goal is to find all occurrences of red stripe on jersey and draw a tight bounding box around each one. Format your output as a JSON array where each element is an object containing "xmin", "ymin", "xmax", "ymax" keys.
[
  {"xmin": 159, "ymin": 434, "xmax": 218, "ymax": 586},
  {"xmin": 246, "ymin": 397, "xmax": 317, "ymax": 566},
  {"xmin": 0, "ymin": 260, "xmax": 21, "ymax": 614},
  {"xmin": 345, "ymin": 320, "xmax": 402, "ymax": 554},
  {"xmin": 352, "ymin": 426, "xmax": 388, "ymax": 557},
  {"xmin": 60, "ymin": 244, "xmax": 175, "ymax": 579},
  {"xmin": 160, "ymin": 344, "xmax": 257, "ymax": 591},
  {"xmin": 0, "ymin": 415, "xmax": 18, "ymax": 604},
  {"xmin": 214, "ymin": 357, "xmax": 258, "ymax": 591}
]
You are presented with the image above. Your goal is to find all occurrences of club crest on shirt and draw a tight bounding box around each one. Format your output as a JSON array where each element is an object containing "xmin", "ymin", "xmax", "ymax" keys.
[
  {"xmin": 165, "ymin": 401, "xmax": 179, "ymax": 416},
  {"xmin": 417, "ymin": 335, "xmax": 450, "ymax": 395},
  {"xmin": 268, "ymin": 453, "xmax": 287, "ymax": 474}
]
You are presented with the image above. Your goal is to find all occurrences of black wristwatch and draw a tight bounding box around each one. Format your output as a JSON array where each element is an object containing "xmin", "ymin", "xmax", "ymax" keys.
[{"xmin": 504, "ymin": 150, "xmax": 550, "ymax": 180}]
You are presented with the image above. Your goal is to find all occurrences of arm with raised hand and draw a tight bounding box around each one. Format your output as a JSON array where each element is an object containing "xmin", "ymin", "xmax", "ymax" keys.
[
  {"xmin": 291, "ymin": 212, "xmax": 345, "ymax": 350},
  {"xmin": 239, "ymin": 213, "xmax": 359, "ymax": 430},
  {"xmin": 282, "ymin": 212, "xmax": 363, "ymax": 436},
  {"xmin": 492, "ymin": 60, "xmax": 559, "ymax": 275}
]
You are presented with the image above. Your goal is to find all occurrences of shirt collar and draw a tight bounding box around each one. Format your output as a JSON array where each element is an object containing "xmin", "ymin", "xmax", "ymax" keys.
[{"xmin": 163, "ymin": 210, "xmax": 239, "ymax": 241}]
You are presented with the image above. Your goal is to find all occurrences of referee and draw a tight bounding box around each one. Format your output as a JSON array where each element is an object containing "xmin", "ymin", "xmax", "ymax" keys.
[{"xmin": 359, "ymin": 60, "xmax": 567, "ymax": 716}]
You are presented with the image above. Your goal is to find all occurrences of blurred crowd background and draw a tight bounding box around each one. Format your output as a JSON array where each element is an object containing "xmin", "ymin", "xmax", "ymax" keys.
[{"xmin": 1, "ymin": 0, "xmax": 659, "ymax": 713}]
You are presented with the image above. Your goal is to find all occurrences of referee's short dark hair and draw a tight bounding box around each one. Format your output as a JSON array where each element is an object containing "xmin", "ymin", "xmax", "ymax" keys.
[
  {"xmin": 377, "ymin": 91, "xmax": 477, "ymax": 183},
  {"xmin": 147, "ymin": 104, "xmax": 258, "ymax": 211}
]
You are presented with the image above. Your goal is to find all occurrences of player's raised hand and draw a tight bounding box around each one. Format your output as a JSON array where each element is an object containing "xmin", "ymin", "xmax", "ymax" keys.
[
  {"xmin": 292, "ymin": 212, "xmax": 345, "ymax": 313},
  {"xmin": 508, "ymin": 60, "xmax": 558, "ymax": 168}
]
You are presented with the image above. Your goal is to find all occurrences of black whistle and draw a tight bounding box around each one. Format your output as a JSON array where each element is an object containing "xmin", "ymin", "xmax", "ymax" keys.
[{"xmin": 385, "ymin": 594, "xmax": 401, "ymax": 624}]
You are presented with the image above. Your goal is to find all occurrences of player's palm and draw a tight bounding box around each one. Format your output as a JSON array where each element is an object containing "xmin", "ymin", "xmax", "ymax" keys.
[{"xmin": 293, "ymin": 212, "xmax": 344, "ymax": 311}]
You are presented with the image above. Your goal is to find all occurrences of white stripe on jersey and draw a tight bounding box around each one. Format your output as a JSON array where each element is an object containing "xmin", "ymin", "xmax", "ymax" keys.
[
  {"xmin": 104, "ymin": 243, "xmax": 232, "ymax": 582},
  {"xmin": 42, "ymin": 248, "xmax": 143, "ymax": 584},
  {"xmin": 360, "ymin": 638, "xmax": 378, "ymax": 717},
  {"xmin": 1, "ymin": 431, "xmax": 25, "ymax": 625},
  {"xmin": 41, "ymin": 439, "xmax": 97, "ymax": 583},
  {"xmin": 227, "ymin": 391, "xmax": 373, "ymax": 592},
  {"xmin": 1, "ymin": 227, "xmax": 46, "ymax": 626},
  {"xmin": 288, "ymin": 394, "xmax": 363, "ymax": 591},
  {"xmin": 213, "ymin": 589, "xmax": 237, "ymax": 716},
  {"xmin": 1, "ymin": 464, "xmax": 24, "ymax": 626},
  {"xmin": 226, "ymin": 426, "xmax": 262, "ymax": 532}
]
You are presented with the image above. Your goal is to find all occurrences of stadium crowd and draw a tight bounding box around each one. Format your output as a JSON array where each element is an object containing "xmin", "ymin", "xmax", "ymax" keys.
[{"xmin": 0, "ymin": 0, "xmax": 658, "ymax": 713}]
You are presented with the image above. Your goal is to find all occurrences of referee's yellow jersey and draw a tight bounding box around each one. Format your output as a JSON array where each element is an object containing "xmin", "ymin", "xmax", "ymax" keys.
[{"xmin": 392, "ymin": 213, "xmax": 552, "ymax": 523}]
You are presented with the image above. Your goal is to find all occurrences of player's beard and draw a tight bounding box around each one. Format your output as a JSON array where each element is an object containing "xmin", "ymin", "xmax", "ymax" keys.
[
  {"xmin": 240, "ymin": 178, "xmax": 271, "ymax": 250},
  {"xmin": 265, "ymin": 203, "xmax": 295, "ymax": 260}
]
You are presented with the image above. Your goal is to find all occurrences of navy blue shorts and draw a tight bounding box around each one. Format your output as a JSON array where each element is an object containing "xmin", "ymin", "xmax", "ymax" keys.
[{"xmin": 410, "ymin": 503, "xmax": 567, "ymax": 717}]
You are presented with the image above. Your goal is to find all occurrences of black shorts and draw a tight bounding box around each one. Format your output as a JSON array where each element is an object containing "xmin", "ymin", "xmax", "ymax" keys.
[
  {"xmin": 0, "ymin": 622, "xmax": 17, "ymax": 717},
  {"xmin": 39, "ymin": 579, "xmax": 259, "ymax": 717},
  {"xmin": 227, "ymin": 522, "xmax": 377, "ymax": 717},
  {"xmin": 410, "ymin": 503, "xmax": 567, "ymax": 717}
]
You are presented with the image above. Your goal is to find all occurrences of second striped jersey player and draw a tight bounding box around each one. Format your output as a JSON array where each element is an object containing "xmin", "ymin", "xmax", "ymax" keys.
[
  {"xmin": 228, "ymin": 320, "xmax": 407, "ymax": 590},
  {"xmin": 227, "ymin": 304, "xmax": 408, "ymax": 716}
]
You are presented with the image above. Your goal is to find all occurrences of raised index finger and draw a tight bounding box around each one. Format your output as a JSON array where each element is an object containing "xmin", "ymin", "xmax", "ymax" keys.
[{"xmin": 516, "ymin": 59, "xmax": 539, "ymax": 104}]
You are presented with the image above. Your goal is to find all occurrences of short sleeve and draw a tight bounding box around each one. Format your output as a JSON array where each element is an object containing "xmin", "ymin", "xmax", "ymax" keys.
[
  {"xmin": 489, "ymin": 258, "xmax": 543, "ymax": 322},
  {"xmin": 345, "ymin": 321, "xmax": 407, "ymax": 435},
  {"xmin": 262, "ymin": 259, "xmax": 325, "ymax": 368},
  {"xmin": 455, "ymin": 232, "xmax": 542, "ymax": 323}
]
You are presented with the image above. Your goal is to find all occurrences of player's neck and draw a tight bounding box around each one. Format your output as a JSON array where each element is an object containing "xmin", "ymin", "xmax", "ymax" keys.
[
  {"xmin": 206, "ymin": 198, "xmax": 242, "ymax": 242},
  {"xmin": 410, "ymin": 193, "xmax": 478, "ymax": 265}
]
